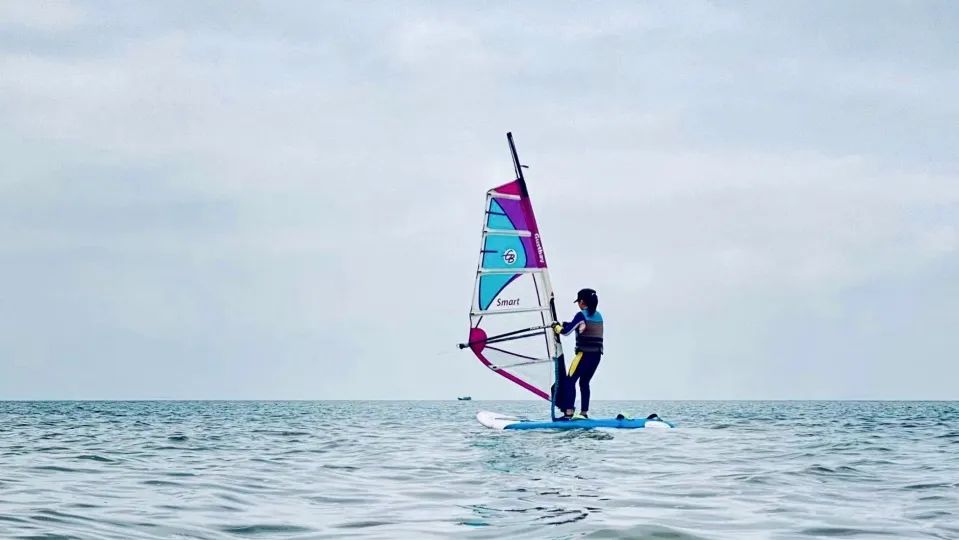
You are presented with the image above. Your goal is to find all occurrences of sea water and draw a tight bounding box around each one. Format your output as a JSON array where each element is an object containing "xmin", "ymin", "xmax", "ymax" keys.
[{"xmin": 1, "ymin": 400, "xmax": 957, "ymax": 539}]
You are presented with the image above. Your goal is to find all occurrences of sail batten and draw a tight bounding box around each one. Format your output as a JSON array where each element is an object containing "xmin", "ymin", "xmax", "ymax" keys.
[
  {"xmin": 484, "ymin": 228, "xmax": 532, "ymax": 237},
  {"xmin": 477, "ymin": 267, "xmax": 542, "ymax": 275},
  {"xmin": 471, "ymin": 306, "xmax": 551, "ymax": 316},
  {"xmin": 488, "ymin": 359, "xmax": 553, "ymax": 370}
]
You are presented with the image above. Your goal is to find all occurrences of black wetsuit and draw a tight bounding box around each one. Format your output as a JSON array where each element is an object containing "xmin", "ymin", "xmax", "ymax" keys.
[{"xmin": 557, "ymin": 309, "xmax": 604, "ymax": 412}]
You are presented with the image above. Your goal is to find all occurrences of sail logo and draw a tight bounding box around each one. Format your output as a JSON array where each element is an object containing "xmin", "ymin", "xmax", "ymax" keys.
[
  {"xmin": 497, "ymin": 298, "xmax": 520, "ymax": 307},
  {"xmin": 502, "ymin": 249, "xmax": 517, "ymax": 265},
  {"xmin": 533, "ymin": 233, "xmax": 545, "ymax": 265}
]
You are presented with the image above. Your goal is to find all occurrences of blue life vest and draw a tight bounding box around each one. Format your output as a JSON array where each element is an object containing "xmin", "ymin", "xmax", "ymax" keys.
[{"xmin": 575, "ymin": 309, "xmax": 604, "ymax": 354}]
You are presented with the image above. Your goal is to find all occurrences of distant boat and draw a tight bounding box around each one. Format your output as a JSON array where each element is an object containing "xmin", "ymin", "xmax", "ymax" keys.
[{"xmin": 457, "ymin": 396, "xmax": 472, "ymax": 401}]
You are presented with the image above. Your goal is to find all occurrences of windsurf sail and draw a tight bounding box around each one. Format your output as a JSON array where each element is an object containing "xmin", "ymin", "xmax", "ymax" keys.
[{"xmin": 459, "ymin": 133, "xmax": 565, "ymax": 411}]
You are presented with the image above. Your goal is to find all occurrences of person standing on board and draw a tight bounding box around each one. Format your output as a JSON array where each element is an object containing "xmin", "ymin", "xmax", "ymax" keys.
[{"xmin": 552, "ymin": 288, "xmax": 604, "ymax": 420}]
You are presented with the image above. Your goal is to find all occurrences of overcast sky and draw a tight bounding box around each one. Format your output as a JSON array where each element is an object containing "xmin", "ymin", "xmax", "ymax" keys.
[{"xmin": 1, "ymin": 2, "xmax": 956, "ymax": 400}]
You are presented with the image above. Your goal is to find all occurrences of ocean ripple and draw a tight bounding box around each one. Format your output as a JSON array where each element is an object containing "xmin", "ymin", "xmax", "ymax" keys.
[{"xmin": 0, "ymin": 400, "xmax": 957, "ymax": 539}]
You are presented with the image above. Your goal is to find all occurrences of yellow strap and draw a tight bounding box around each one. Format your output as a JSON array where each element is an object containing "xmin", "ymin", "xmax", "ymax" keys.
[{"xmin": 567, "ymin": 351, "xmax": 583, "ymax": 377}]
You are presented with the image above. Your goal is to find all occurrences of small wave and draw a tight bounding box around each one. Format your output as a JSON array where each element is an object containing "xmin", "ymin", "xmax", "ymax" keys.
[
  {"xmin": 75, "ymin": 454, "xmax": 114, "ymax": 463},
  {"xmin": 799, "ymin": 527, "xmax": 894, "ymax": 537},
  {"xmin": 250, "ymin": 457, "xmax": 284, "ymax": 465},
  {"xmin": 66, "ymin": 502, "xmax": 100, "ymax": 509},
  {"xmin": 221, "ymin": 524, "xmax": 314, "ymax": 535},
  {"xmin": 167, "ymin": 434, "xmax": 188, "ymax": 442},
  {"xmin": 910, "ymin": 510, "xmax": 953, "ymax": 519},
  {"xmin": 142, "ymin": 479, "xmax": 184, "ymax": 487},
  {"xmin": 335, "ymin": 520, "xmax": 393, "ymax": 529},
  {"xmin": 536, "ymin": 508, "xmax": 589, "ymax": 526},
  {"xmin": 308, "ymin": 495, "xmax": 370, "ymax": 504},
  {"xmin": 718, "ymin": 472, "xmax": 779, "ymax": 485},
  {"xmin": 904, "ymin": 482, "xmax": 955, "ymax": 490},
  {"xmin": 30, "ymin": 509, "xmax": 90, "ymax": 524},
  {"xmin": 584, "ymin": 524, "xmax": 708, "ymax": 539},
  {"xmin": 30, "ymin": 465, "xmax": 99, "ymax": 474},
  {"xmin": 801, "ymin": 464, "xmax": 866, "ymax": 477},
  {"xmin": 150, "ymin": 445, "xmax": 212, "ymax": 451},
  {"xmin": 322, "ymin": 464, "xmax": 359, "ymax": 471},
  {"xmin": 252, "ymin": 430, "xmax": 311, "ymax": 436},
  {"xmin": 281, "ymin": 448, "xmax": 328, "ymax": 455}
]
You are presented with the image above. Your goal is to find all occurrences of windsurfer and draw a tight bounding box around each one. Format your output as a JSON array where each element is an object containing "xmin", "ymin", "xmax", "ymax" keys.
[{"xmin": 552, "ymin": 288, "xmax": 604, "ymax": 420}]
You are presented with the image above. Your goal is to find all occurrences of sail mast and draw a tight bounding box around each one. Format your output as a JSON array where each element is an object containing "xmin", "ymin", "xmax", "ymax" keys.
[
  {"xmin": 506, "ymin": 132, "xmax": 565, "ymax": 420},
  {"xmin": 507, "ymin": 132, "xmax": 529, "ymax": 197}
]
